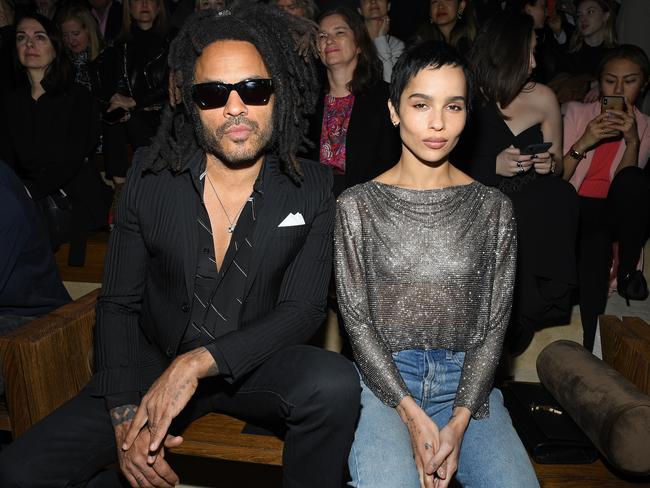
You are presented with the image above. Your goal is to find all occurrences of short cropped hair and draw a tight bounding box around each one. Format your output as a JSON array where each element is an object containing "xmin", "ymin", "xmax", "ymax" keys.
[{"xmin": 389, "ymin": 40, "xmax": 473, "ymax": 115}]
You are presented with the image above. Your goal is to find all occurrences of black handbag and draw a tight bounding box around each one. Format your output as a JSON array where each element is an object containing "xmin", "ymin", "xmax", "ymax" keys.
[
  {"xmin": 35, "ymin": 189, "xmax": 73, "ymax": 251},
  {"xmin": 502, "ymin": 382, "xmax": 599, "ymax": 464}
]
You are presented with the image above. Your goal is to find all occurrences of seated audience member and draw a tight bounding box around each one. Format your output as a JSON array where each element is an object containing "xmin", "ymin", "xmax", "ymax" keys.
[
  {"xmin": 552, "ymin": 0, "xmax": 616, "ymax": 103},
  {"xmin": 90, "ymin": 0, "xmax": 171, "ymax": 222},
  {"xmin": 358, "ymin": 0, "xmax": 404, "ymax": 83},
  {"xmin": 0, "ymin": 160, "xmax": 71, "ymax": 393},
  {"xmin": 87, "ymin": 0, "xmax": 122, "ymax": 46},
  {"xmin": 457, "ymin": 12, "xmax": 578, "ymax": 354},
  {"xmin": 0, "ymin": 5, "xmax": 360, "ymax": 487},
  {"xmin": 412, "ymin": 0, "xmax": 478, "ymax": 56},
  {"xmin": 270, "ymin": 0, "xmax": 318, "ymax": 20},
  {"xmin": 335, "ymin": 40, "xmax": 540, "ymax": 488},
  {"xmin": 57, "ymin": 5, "xmax": 103, "ymax": 91},
  {"xmin": 0, "ymin": 14, "xmax": 110, "ymax": 251},
  {"xmin": 306, "ymin": 6, "xmax": 400, "ymax": 196},
  {"xmin": 562, "ymin": 45, "xmax": 650, "ymax": 351}
]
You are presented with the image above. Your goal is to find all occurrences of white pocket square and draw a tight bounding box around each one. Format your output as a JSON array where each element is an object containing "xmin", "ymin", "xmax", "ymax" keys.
[{"xmin": 278, "ymin": 212, "xmax": 305, "ymax": 227}]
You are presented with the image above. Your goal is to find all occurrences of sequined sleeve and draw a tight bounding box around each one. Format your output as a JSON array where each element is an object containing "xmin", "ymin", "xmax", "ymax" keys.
[
  {"xmin": 334, "ymin": 194, "xmax": 411, "ymax": 407},
  {"xmin": 454, "ymin": 198, "xmax": 517, "ymax": 418}
]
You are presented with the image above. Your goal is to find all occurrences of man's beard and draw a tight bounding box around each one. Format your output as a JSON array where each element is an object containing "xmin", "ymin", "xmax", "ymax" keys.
[{"xmin": 198, "ymin": 115, "xmax": 273, "ymax": 168}]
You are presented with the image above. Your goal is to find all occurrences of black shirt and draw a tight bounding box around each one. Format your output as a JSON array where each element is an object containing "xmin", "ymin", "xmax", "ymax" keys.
[{"xmin": 179, "ymin": 159, "xmax": 266, "ymax": 376}]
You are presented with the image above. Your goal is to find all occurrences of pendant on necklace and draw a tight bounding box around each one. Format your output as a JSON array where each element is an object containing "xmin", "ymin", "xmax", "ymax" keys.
[{"xmin": 228, "ymin": 225, "xmax": 235, "ymax": 233}]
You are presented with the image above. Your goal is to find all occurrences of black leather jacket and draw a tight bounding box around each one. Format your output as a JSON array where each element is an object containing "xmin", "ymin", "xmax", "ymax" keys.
[{"xmin": 91, "ymin": 26, "xmax": 171, "ymax": 111}]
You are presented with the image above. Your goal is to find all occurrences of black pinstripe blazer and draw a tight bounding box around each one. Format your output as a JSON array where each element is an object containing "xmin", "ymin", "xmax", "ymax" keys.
[{"xmin": 91, "ymin": 149, "xmax": 334, "ymax": 400}]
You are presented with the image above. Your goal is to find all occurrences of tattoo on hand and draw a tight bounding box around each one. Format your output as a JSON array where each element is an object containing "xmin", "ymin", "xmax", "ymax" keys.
[{"xmin": 110, "ymin": 404, "xmax": 138, "ymax": 426}]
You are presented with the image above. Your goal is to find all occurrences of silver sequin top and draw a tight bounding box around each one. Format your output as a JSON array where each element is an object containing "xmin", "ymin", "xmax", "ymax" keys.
[{"xmin": 334, "ymin": 181, "xmax": 516, "ymax": 419}]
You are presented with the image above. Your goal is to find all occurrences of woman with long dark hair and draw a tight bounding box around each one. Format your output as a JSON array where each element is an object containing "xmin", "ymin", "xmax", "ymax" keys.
[
  {"xmin": 305, "ymin": 6, "xmax": 400, "ymax": 196},
  {"xmin": 0, "ymin": 13, "xmax": 110, "ymax": 253},
  {"xmin": 562, "ymin": 45, "xmax": 650, "ymax": 350},
  {"xmin": 336, "ymin": 40, "xmax": 539, "ymax": 488},
  {"xmin": 457, "ymin": 12, "xmax": 579, "ymax": 354}
]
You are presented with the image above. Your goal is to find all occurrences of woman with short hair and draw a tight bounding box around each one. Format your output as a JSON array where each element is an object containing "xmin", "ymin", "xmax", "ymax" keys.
[{"xmin": 336, "ymin": 40, "xmax": 539, "ymax": 488}]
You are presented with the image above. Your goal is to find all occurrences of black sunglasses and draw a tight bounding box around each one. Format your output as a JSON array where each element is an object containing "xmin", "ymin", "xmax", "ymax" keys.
[{"xmin": 192, "ymin": 79, "xmax": 274, "ymax": 109}]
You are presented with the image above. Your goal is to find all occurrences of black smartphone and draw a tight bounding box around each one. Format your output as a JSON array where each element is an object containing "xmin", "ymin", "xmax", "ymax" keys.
[
  {"xmin": 601, "ymin": 95, "xmax": 625, "ymax": 113},
  {"xmin": 102, "ymin": 107, "xmax": 127, "ymax": 125},
  {"xmin": 520, "ymin": 142, "xmax": 552, "ymax": 155}
]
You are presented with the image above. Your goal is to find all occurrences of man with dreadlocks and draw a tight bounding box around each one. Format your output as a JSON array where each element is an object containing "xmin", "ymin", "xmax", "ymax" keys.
[{"xmin": 0, "ymin": 4, "xmax": 361, "ymax": 487}]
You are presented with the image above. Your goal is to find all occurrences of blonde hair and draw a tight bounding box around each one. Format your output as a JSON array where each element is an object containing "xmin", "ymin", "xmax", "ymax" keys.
[
  {"xmin": 57, "ymin": 5, "xmax": 103, "ymax": 59},
  {"xmin": 569, "ymin": 0, "xmax": 617, "ymax": 52},
  {"xmin": 120, "ymin": 0, "xmax": 168, "ymax": 40}
]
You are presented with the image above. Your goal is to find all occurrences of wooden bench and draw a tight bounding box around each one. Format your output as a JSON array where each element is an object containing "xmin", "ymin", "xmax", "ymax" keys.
[
  {"xmin": 600, "ymin": 315, "xmax": 650, "ymax": 396},
  {"xmin": 3, "ymin": 298, "xmax": 649, "ymax": 486},
  {"xmin": 0, "ymin": 289, "xmax": 284, "ymax": 467}
]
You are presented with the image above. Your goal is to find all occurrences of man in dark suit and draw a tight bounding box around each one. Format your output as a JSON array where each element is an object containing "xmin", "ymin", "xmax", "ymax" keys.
[{"xmin": 0, "ymin": 5, "xmax": 360, "ymax": 488}]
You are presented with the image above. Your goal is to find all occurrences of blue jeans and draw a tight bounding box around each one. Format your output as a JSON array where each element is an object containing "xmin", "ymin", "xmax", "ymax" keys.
[{"xmin": 348, "ymin": 349, "xmax": 539, "ymax": 488}]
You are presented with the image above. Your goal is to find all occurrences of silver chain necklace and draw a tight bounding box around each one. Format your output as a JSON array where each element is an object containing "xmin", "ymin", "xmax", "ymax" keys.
[{"xmin": 206, "ymin": 174, "xmax": 249, "ymax": 233}]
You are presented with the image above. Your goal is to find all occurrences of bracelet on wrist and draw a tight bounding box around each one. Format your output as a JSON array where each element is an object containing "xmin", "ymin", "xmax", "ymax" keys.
[{"xmin": 568, "ymin": 147, "xmax": 586, "ymax": 160}]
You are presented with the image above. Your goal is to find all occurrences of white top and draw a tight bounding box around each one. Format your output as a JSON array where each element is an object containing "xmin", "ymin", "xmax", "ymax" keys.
[{"xmin": 373, "ymin": 35, "xmax": 405, "ymax": 83}]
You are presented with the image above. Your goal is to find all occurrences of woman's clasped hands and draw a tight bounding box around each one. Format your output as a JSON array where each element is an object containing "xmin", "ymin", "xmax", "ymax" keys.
[{"xmin": 397, "ymin": 397, "xmax": 468, "ymax": 488}]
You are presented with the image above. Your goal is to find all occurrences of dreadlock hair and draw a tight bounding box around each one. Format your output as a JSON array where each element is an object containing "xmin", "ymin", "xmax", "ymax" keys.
[{"xmin": 145, "ymin": 2, "xmax": 321, "ymax": 183}]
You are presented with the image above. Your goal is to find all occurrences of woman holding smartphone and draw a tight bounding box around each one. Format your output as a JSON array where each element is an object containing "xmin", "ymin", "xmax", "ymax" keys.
[
  {"xmin": 563, "ymin": 44, "xmax": 650, "ymax": 350},
  {"xmin": 457, "ymin": 12, "xmax": 578, "ymax": 355},
  {"xmin": 335, "ymin": 40, "xmax": 538, "ymax": 488}
]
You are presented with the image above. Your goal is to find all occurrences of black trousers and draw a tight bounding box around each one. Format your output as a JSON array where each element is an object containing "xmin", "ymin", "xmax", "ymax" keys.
[
  {"xmin": 0, "ymin": 345, "xmax": 361, "ymax": 488},
  {"xmin": 102, "ymin": 111, "xmax": 161, "ymax": 179},
  {"xmin": 578, "ymin": 166, "xmax": 650, "ymax": 351}
]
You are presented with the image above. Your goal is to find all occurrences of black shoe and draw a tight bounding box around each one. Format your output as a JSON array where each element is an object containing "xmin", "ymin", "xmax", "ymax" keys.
[{"xmin": 617, "ymin": 270, "xmax": 649, "ymax": 306}]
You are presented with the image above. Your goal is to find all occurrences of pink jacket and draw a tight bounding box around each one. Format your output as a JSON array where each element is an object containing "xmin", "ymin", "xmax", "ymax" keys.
[{"xmin": 563, "ymin": 101, "xmax": 650, "ymax": 191}]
